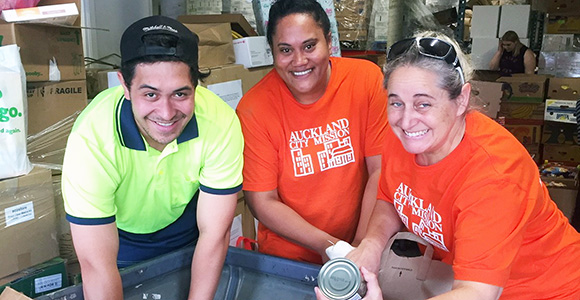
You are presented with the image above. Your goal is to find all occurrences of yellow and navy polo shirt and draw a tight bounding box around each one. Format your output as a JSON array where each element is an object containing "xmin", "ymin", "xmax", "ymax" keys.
[{"xmin": 62, "ymin": 85, "xmax": 243, "ymax": 235}]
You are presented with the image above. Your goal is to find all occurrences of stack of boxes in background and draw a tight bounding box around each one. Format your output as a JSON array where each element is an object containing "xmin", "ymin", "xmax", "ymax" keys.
[
  {"xmin": 0, "ymin": 0, "xmax": 86, "ymax": 297},
  {"xmin": 334, "ymin": 0, "xmax": 372, "ymax": 49},
  {"xmin": 470, "ymin": 4, "xmax": 531, "ymax": 70},
  {"xmin": 534, "ymin": 0, "xmax": 580, "ymax": 222}
]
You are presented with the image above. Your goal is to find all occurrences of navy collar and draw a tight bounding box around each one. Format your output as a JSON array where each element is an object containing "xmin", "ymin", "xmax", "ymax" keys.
[{"xmin": 115, "ymin": 97, "xmax": 198, "ymax": 151}]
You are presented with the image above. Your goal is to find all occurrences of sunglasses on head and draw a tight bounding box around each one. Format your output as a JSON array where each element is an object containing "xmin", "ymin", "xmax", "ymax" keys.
[{"xmin": 387, "ymin": 37, "xmax": 465, "ymax": 85}]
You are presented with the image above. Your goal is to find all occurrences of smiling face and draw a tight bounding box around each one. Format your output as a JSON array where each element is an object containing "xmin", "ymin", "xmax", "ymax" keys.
[
  {"xmin": 271, "ymin": 13, "xmax": 332, "ymax": 104},
  {"xmin": 120, "ymin": 61, "xmax": 195, "ymax": 151},
  {"xmin": 387, "ymin": 65, "xmax": 469, "ymax": 165}
]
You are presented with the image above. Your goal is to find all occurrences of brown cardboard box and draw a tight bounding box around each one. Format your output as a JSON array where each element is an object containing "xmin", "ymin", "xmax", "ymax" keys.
[
  {"xmin": 542, "ymin": 121, "xmax": 579, "ymax": 145},
  {"xmin": 26, "ymin": 80, "xmax": 88, "ymax": 135},
  {"xmin": 471, "ymin": 80, "xmax": 503, "ymax": 119},
  {"xmin": 0, "ymin": 24, "xmax": 84, "ymax": 82},
  {"xmin": 547, "ymin": 77, "xmax": 580, "ymax": 100},
  {"xmin": 0, "ymin": 287, "xmax": 32, "ymax": 300},
  {"xmin": 178, "ymin": 13, "xmax": 257, "ymax": 37},
  {"xmin": 547, "ymin": 15, "xmax": 580, "ymax": 34},
  {"xmin": 543, "ymin": 144, "xmax": 580, "ymax": 164},
  {"xmin": 496, "ymin": 75, "xmax": 548, "ymax": 103},
  {"xmin": 0, "ymin": 167, "xmax": 58, "ymax": 279},
  {"xmin": 498, "ymin": 102, "xmax": 545, "ymax": 121},
  {"xmin": 85, "ymin": 68, "xmax": 119, "ymax": 99},
  {"xmin": 504, "ymin": 123, "xmax": 542, "ymax": 145},
  {"xmin": 200, "ymin": 64, "xmax": 272, "ymax": 109},
  {"xmin": 542, "ymin": 176, "xmax": 578, "ymax": 222},
  {"xmin": 182, "ymin": 23, "xmax": 235, "ymax": 69}
]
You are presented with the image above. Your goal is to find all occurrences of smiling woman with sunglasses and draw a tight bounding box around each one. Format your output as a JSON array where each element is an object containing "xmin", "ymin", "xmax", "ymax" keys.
[{"xmin": 337, "ymin": 32, "xmax": 580, "ymax": 300}]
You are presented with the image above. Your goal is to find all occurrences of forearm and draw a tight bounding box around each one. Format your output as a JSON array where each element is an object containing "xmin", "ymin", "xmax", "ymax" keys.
[
  {"xmin": 188, "ymin": 233, "xmax": 229, "ymax": 300},
  {"xmin": 489, "ymin": 51, "xmax": 502, "ymax": 70},
  {"xmin": 428, "ymin": 280, "xmax": 502, "ymax": 300},
  {"xmin": 80, "ymin": 265, "xmax": 123, "ymax": 300},
  {"xmin": 248, "ymin": 193, "xmax": 339, "ymax": 255},
  {"xmin": 353, "ymin": 168, "xmax": 380, "ymax": 245},
  {"xmin": 365, "ymin": 200, "xmax": 402, "ymax": 246}
]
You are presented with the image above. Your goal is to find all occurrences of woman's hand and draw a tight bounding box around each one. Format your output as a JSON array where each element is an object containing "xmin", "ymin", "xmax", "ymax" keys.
[
  {"xmin": 346, "ymin": 239, "xmax": 383, "ymax": 274},
  {"xmin": 314, "ymin": 267, "xmax": 383, "ymax": 300}
]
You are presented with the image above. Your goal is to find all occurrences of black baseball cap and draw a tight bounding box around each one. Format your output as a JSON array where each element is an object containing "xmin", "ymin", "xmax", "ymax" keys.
[{"xmin": 120, "ymin": 15, "xmax": 199, "ymax": 67}]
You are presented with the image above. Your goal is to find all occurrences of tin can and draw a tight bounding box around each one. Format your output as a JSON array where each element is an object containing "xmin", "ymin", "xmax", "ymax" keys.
[{"xmin": 318, "ymin": 258, "xmax": 367, "ymax": 300}]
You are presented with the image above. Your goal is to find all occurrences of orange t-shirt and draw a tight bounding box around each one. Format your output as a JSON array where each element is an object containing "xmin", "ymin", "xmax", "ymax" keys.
[
  {"xmin": 237, "ymin": 57, "xmax": 388, "ymax": 264},
  {"xmin": 379, "ymin": 111, "xmax": 580, "ymax": 299}
]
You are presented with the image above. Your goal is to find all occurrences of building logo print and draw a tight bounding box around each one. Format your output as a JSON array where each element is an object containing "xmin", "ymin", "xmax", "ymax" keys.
[
  {"xmin": 289, "ymin": 118, "xmax": 355, "ymax": 177},
  {"xmin": 393, "ymin": 182, "xmax": 448, "ymax": 252}
]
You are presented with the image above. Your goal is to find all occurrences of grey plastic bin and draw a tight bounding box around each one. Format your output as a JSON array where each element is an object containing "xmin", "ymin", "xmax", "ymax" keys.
[{"xmin": 35, "ymin": 246, "xmax": 321, "ymax": 300}]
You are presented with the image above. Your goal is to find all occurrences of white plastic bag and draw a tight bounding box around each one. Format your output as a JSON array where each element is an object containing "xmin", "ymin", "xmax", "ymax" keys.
[{"xmin": 0, "ymin": 44, "xmax": 33, "ymax": 179}]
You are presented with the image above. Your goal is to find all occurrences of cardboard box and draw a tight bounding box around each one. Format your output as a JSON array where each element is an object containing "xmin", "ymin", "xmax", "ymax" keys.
[
  {"xmin": 496, "ymin": 75, "xmax": 548, "ymax": 103},
  {"xmin": 504, "ymin": 123, "xmax": 542, "ymax": 145},
  {"xmin": 200, "ymin": 63, "xmax": 272, "ymax": 109},
  {"xmin": 0, "ymin": 3, "xmax": 78, "ymax": 26},
  {"xmin": 532, "ymin": 0, "xmax": 580, "ymax": 15},
  {"xmin": 229, "ymin": 193, "xmax": 256, "ymax": 245},
  {"xmin": 498, "ymin": 102, "xmax": 545, "ymax": 120},
  {"xmin": 0, "ymin": 23, "xmax": 84, "ymax": 82},
  {"xmin": 542, "ymin": 121, "xmax": 578, "ymax": 145},
  {"xmin": 233, "ymin": 36, "xmax": 273, "ymax": 68},
  {"xmin": 543, "ymin": 144, "xmax": 580, "ymax": 164},
  {"xmin": 0, "ymin": 258, "xmax": 68, "ymax": 298},
  {"xmin": 182, "ymin": 22, "xmax": 235, "ymax": 69},
  {"xmin": 178, "ymin": 13, "xmax": 257, "ymax": 37},
  {"xmin": 470, "ymin": 80, "xmax": 503, "ymax": 119},
  {"xmin": 26, "ymin": 80, "xmax": 88, "ymax": 135},
  {"xmin": 498, "ymin": 5, "xmax": 530, "ymax": 39},
  {"xmin": 0, "ymin": 167, "xmax": 58, "ymax": 279},
  {"xmin": 547, "ymin": 77, "xmax": 580, "ymax": 100},
  {"xmin": 471, "ymin": 5, "xmax": 500, "ymax": 38},
  {"xmin": 547, "ymin": 15, "xmax": 580, "ymax": 34},
  {"xmin": 542, "ymin": 176, "xmax": 579, "ymax": 222},
  {"xmin": 544, "ymin": 99, "xmax": 577, "ymax": 124},
  {"xmin": 85, "ymin": 68, "xmax": 120, "ymax": 99},
  {"xmin": 0, "ymin": 287, "xmax": 32, "ymax": 300}
]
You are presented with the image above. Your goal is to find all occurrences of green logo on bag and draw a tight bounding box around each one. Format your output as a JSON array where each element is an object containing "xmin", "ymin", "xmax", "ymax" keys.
[
  {"xmin": 0, "ymin": 107, "xmax": 22, "ymax": 122},
  {"xmin": 0, "ymin": 90, "xmax": 2, "ymax": 98}
]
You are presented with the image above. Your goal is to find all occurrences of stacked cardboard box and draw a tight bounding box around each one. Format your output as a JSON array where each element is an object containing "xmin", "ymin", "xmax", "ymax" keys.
[
  {"xmin": 0, "ymin": 0, "xmax": 88, "ymax": 166},
  {"xmin": 537, "ymin": 0, "xmax": 580, "ymax": 77},
  {"xmin": 496, "ymin": 74, "xmax": 550, "ymax": 164},
  {"xmin": 334, "ymin": 0, "xmax": 372, "ymax": 48},
  {"xmin": 0, "ymin": 167, "xmax": 59, "ymax": 280},
  {"xmin": 542, "ymin": 78, "xmax": 580, "ymax": 164}
]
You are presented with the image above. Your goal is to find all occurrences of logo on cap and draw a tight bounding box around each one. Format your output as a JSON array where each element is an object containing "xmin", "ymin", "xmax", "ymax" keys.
[{"xmin": 142, "ymin": 25, "xmax": 178, "ymax": 34}]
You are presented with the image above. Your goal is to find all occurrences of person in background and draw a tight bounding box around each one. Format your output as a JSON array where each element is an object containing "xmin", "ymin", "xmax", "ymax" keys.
[
  {"xmin": 324, "ymin": 31, "xmax": 580, "ymax": 300},
  {"xmin": 61, "ymin": 16, "xmax": 243, "ymax": 300},
  {"xmin": 236, "ymin": 0, "xmax": 388, "ymax": 265},
  {"xmin": 489, "ymin": 30, "xmax": 536, "ymax": 76}
]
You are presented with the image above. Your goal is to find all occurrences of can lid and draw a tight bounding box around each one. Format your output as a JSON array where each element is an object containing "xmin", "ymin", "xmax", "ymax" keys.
[{"xmin": 318, "ymin": 258, "xmax": 361, "ymax": 300}]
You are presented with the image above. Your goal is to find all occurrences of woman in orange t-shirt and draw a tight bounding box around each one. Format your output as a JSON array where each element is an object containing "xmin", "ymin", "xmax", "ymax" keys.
[
  {"xmin": 236, "ymin": 0, "xmax": 387, "ymax": 265},
  {"xmin": 321, "ymin": 32, "xmax": 580, "ymax": 300}
]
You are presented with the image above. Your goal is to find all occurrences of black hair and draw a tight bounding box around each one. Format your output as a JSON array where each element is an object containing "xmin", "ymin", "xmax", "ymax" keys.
[
  {"xmin": 266, "ymin": 0, "xmax": 331, "ymax": 46},
  {"xmin": 120, "ymin": 34, "xmax": 209, "ymax": 89}
]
